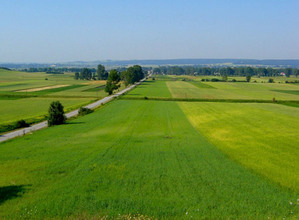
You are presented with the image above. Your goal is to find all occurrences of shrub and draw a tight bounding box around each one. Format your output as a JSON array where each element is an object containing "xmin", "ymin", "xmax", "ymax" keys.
[
  {"xmin": 211, "ymin": 78, "xmax": 220, "ymax": 82},
  {"xmin": 268, "ymin": 78, "xmax": 274, "ymax": 83},
  {"xmin": 144, "ymin": 96, "xmax": 148, "ymax": 100},
  {"xmin": 15, "ymin": 120, "xmax": 29, "ymax": 129},
  {"xmin": 48, "ymin": 101, "xmax": 66, "ymax": 126},
  {"xmin": 231, "ymin": 79, "xmax": 236, "ymax": 82},
  {"xmin": 152, "ymin": 77, "xmax": 155, "ymax": 81},
  {"xmin": 78, "ymin": 107, "xmax": 93, "ymax": 116}
]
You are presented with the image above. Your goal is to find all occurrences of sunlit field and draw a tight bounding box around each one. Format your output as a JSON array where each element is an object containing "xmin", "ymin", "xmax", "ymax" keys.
[
  {"xmin": 0, "ymin": 69, "xmax": 113, "ymax": 131},
  {"xmin": 0, "ymin": 74, "xmax": 298, "ymax": 219},
  {"xmin": 0, "ymin": 100, "xmax": 298, "ymax": 219}
]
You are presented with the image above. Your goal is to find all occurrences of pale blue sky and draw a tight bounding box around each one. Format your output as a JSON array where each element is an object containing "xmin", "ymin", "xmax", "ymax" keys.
[{"xmin": 0, "ymin": 0, "xmax": 298, "ymax": 62}]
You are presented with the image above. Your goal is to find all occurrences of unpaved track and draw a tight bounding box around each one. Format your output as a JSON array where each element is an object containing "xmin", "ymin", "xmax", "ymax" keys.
[{"xmin": 0, "ymin": 79, "xmax": 145, "ymax": 143}]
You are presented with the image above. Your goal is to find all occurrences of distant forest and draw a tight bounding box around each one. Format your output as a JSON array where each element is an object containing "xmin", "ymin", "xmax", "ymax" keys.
[
  {"xmin": 2, "ymin": 65, "xmax": 298, "ymax": 78},
  {"xmin": 153, "ymin": 66, "xmax": 299, "ymax": 77}
]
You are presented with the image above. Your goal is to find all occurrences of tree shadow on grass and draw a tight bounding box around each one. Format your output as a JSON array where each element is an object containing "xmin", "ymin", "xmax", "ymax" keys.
[
  {"xmin": 126, "ymin": 93, "xmax": 140, "ymax": 96},
  {"xmin": 0, "ymin": 185, "xmax": 30, "ymax": 205},
  {"xmin": 65, "ymin": 121, "xmax": 85, "ymax": 125}
]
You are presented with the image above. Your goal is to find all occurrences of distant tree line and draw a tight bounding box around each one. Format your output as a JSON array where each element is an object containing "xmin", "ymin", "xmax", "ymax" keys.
[
  {"xmin": 23, "ymin": 67, "xmax": 96, "ymax": 74},
  {"xmin": 74, "ymin": 65, "xmax": 108, "ymax": 80},
  {"xmin": 0, "ymin": 67, "xmax": 11, "ymax": 71},
  {"xmin": 153, "ymin": 66, "xmax": 299, "ymax": 77}
]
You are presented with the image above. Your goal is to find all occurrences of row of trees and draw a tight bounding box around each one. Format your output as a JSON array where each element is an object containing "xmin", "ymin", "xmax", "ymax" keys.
[
  {"xmin": 105, "ymin": 65, "xmax": 145, "ymax": 95},
  {"xmin": 23, "ymin": 67, "xmax": 97, "ymax": 73},
  {"xmin": 153, "ymin": 66, "xmax": 299, "ymax": 77},
  {"xmin": 74, "ymin": 65, "xmax": 108, "ymax": 80}
]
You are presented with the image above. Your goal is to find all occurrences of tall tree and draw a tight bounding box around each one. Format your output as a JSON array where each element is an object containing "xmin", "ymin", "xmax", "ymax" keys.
[
  {"xmin": 97, "ymin": 64, "xmax": 108, "ymax": 80},
  {"xmin": 74, "ymin": 72, "xmax": 79, "ymax": 80},
  {"xmin": 285, "ymin": 68, "xmax": 292, "ymax": 77},
  {"xmin": 105, "ymin": 69, "xmax": 121, "ymax": 95},
  {"xmin": 80, "ymin": 68, "xmax": 92, "ymax": 80},
  {"xmin": 246, "ymin": 73, "xmax": 251, "ymax": 82}
]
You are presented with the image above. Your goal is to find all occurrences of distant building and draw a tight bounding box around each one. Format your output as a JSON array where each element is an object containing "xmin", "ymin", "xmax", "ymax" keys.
[{"xmin": 280, "ymin": 72, "xmax": 286, "ymax": 76}]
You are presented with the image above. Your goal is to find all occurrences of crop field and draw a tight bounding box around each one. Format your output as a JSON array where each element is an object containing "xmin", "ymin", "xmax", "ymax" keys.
[
  {"xmin": 0, "ymin": 69, "xmax": 111, "ymax": 130},
  {"xmin": 166, "ymin": 81, "xmax": 299, "ymax": 100},
  {"xmin": 0, "ymin": 97, "xmax": 93, "ymax": 124},
  {"xmin": 125, "ymin": 77, "xmax": 299, "ymax": 101},
  {"xmin": 0, "ymin": 75, "xmax": 298, "ymax": 219},
  {"xmin": 125, "ymin": 80, "xmax": 172, "ymax": 98},
  {"xmin": 0, "ymin": 99, "xmax": 298, "ymax": 219}
]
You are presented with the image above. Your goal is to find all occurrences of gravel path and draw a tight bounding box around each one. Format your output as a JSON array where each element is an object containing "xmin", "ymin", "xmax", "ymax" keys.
[{"xmin": 0, "ymin": 79, "xmax": 145, "ymax": 143}]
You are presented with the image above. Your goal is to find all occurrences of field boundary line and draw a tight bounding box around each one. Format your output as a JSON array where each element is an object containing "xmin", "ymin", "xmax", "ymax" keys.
[{"xmin": 120, "ymin": 96, "xmax": 299, "ymax": 104}]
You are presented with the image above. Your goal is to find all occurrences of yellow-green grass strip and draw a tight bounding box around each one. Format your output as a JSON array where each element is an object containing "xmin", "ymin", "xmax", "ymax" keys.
[{"xmin": 179, "ymin": 102, "xmax": 299, "ymax": 192}]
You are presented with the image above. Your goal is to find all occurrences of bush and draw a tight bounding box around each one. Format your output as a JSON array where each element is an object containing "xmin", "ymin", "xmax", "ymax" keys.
[
  {"xmin": 48, "ymin": 101, "xmax": 66, "ymax": 126},
  {"xmin": 152, "ymin": 77, "xmax": 155, "ymax": 81},
  {"xmin": 211, "ymin": 78, "xmax": 220, "ymax": 82},
  {"xmin": 78, "ymin": 107, "xmax": 93, "ymax": 116},
  {"xmin": 144, "ymin": 96, "xmax": 148, "ymax": 100},
  {"xmin": 231, "ymin": 79, "xmax": 237, "ymax": 82},
  {"xmin": 15, "ymin": 120, "xmax": 29, "ymax": 129},
  {"xmin": 268, "ymin": 78, "xmax": 274, "ymax": 83}
]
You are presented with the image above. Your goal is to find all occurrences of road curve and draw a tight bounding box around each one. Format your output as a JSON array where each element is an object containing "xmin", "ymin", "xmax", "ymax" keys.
[{"xmin": 0, "ymin": 79, "xmax": 145, "ymax": 143}]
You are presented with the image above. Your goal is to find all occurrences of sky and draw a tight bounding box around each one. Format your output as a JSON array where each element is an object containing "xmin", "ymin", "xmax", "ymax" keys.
[{"xmin": 0, "ymin": 0, "xmax": 298, "ymax": 62}]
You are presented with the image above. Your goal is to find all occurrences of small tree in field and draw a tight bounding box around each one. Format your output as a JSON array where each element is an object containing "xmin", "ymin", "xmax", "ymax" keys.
[
  {"xmin": 48, "ymin": 101, "xmax": 66, "ymax": 126},
  {"xmin": 246, "ymin": 74, "xmax": 251, "ymax": 82}
]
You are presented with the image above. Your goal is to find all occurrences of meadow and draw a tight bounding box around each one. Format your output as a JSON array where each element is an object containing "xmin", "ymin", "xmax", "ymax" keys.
[
  {"xmin": 125, "ymin": 76, "xmax": 299, "ymax": 101},
  {"xmin": 0, "ymin": 74, "xmax": 298, "ymax": 219},
  {"xmin": 0, "ymin": 100, "xmax": 298, "ymax": 219}
]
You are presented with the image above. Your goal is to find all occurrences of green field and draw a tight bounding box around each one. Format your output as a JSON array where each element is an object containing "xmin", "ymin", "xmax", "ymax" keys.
[
  {"xmin": 0, "ymin": 75, "xmax": 298, "ymax": 218},
  {"xmin": 0, "ymin": 69, "xmax": 110, "ymax": 131},
  {"xmin": 0, "ymin": 97, "xmax": 94, "ymax": 124},
  {"xmin": 0, "ymin": 100, "xmax": 298, "ymax": 219},
  {"xmin": 167, "ymin": 81, "xmax": 299, "ymax": 100},
  {"xmin": 126, "ymin": 77, "xmax": 299, "ymax": 101},
  {"xmin": 179, "ymin": 102, "xmax": 299, "ymax": 192}
]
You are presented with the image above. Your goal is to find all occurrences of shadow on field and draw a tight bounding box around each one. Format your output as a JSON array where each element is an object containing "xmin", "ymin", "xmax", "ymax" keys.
[
  {"xmin": 0, "ymin": 185, "xmax": 30, "ymax": 205},
  {"xmin": 126, "ymin": 93, "xmax": 140, "ymax": 96},
  {"xmin": 140, "ymin": 81, "xmax": 154, "ymax": 85},
  {"xmin": 65, "ymin": 122, "xmax": 85, "ymax": 125}
]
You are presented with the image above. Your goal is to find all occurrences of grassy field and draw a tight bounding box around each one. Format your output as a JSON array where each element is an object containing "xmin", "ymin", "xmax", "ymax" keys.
[
  {"xmin": 0, "ymin": 97, "xmax": 94, "ymax": 124},
  {"xmin": 126, "ymin": 77, "xmax": 299, "ymax": 101},
  {"xmin": 0, "ymin": 100, "xmax": 298, "ymax": 219},
  {"xmin": 0, "ymin": 69, "xmax": 110, "ymax": 131},
  {"xmin": 154, "ymin": 74, "xmax": 299, "ymax": 83},
  {"xmin": 125, "ymin": 80, "xmax": 172, "ymax": 98},
  {"xmin": 179, "ymin": 102, "xmax": 299, "ymax": 192},
  {"xmin": 1, "ymin": 74, "xmax": 298, "ymax": 218},
  {"xmin": 167, "ymin": 80, "xmax": 299, "ymax": 100}
]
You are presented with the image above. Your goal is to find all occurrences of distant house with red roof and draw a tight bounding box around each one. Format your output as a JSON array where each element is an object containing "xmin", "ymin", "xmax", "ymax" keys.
[{"xmin": 280, "ymin": 72, "xmax": 286, "ymax": 76}]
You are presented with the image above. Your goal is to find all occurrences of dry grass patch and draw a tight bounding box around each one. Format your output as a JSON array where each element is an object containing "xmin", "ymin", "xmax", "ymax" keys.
[{"xmin": 17, "ymin": 85, "xmax": 69, "ymax": 92}]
